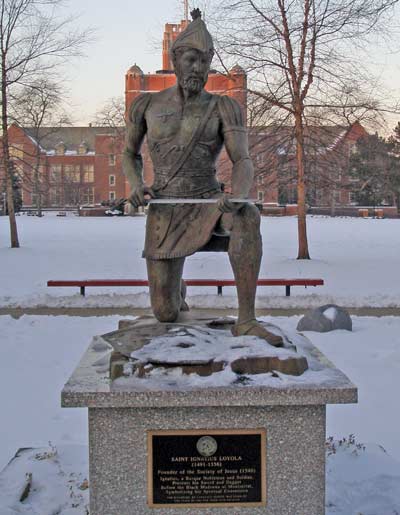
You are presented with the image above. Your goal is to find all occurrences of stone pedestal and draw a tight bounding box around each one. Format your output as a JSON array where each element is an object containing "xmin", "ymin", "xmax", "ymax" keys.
[{"xmin": 62, "ymin": 320, "xmax": 357, "ymax": 515}]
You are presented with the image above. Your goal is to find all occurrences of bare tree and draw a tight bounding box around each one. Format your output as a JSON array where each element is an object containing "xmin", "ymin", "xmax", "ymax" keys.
[
  {"xmin": 212, "ymin": 0, "xmax": 398, "ymax": 258},
  {"xmin": 92, "ymin": 96, "xmax": 125, "ymax": 173},
  {"xmin": 0, "ymin": 0, "xmax": 93, "ymax": 247},
  {"xmin": 93, "ymin": 96, "xmax": 125, "ymax": 133},
  {"xmin": 10, "ymin": 78, "xmax": 71, "ymax": 216}
]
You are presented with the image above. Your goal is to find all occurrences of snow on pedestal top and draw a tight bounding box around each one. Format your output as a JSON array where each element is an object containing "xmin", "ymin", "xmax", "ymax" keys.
[{"xmin": 62, "ymin": 317, "xmax": 357, "ymax": 408}]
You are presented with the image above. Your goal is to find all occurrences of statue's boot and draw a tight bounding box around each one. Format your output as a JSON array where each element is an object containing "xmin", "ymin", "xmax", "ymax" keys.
[
  {"xmin": 180, "ymin": 280, "xmax": 190, "ymax": 312},
  {"xmin": 231, "ymin": 319, "xmax": 284, "ymax": 347}
]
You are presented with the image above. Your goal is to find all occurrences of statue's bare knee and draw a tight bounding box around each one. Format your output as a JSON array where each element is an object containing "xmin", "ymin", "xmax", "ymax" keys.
[
  {"xmin": 230, "ymin": 204, "xmax": 261, "ymax": 255},
  {"xmin": 149, "ymin": 282, "xmax": 181, "ymax": 322},
  {"xmin": 152, "ymin": 299, "xmax": 180, "ymax": 322},
  {"xmin": 239, "ymin": 203, "xmax": 261, "ymax": 229},
  {"xmin": 146, "ymin": 257, "xmax": 184, "ymax": 323}
]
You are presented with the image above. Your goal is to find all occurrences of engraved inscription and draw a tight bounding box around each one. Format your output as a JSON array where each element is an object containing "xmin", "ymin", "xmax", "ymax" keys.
[{"xmin": 147, "ymin": 429, "xmax": 266, "ymax": 508}]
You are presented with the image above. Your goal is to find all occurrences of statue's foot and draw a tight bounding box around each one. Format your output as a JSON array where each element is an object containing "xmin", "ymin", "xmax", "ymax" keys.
[
  {"xmin": 180, "ymin": 280, "xmax": 190, "ymax": 312},
  {"xmin": 180, "ymin": 300, "xmax": 190, "ymax": 312},
  {"xmin": 231, "ymin": 319, "xmax": 284, "ymax": 347}
]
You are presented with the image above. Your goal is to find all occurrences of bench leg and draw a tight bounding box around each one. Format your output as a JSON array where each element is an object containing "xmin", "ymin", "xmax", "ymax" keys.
[
  {"xmin": 217, "ymin": 285, "xmax": 223, "ymax": 296},
  {"xmin": 285, "ymin": 285, "xmax": 290, "ymax": 297},
  {"xmin": 80, "ymin": 286, "xmax": 85, "ymax": 296}
]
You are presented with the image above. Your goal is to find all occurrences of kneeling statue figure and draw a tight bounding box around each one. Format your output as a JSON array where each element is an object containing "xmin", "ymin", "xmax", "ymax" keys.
[{"xmin": 123, "ymin": 9, "xmax": 282, "ymax": 347}]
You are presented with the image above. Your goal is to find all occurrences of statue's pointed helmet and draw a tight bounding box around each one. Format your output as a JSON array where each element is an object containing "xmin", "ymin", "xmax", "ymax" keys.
[{"xmin": 171, "ymin": 8, "xmax": 214, "ymax": 58}]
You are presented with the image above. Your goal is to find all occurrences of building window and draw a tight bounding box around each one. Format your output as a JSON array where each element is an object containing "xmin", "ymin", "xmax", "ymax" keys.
[
  {"xmin": 109, "ymin": 191, "xmax": 116, "ymax": 202},
  {"xmin": 78, "ymin": 142, "xmax": 88, "ymax": 155},
  {"xmin": 55, "ymin": 142, "xmax": 66, "ymax": 155},
  {"xmin": 258, "ymin": 190, "xmax": 264, "ymax": 202},
  {"xmin": 257, "ymin": 175, "xmax": 264, "ymax": 185},
  {"xmin": 334, "ymin": 190, "xmax": 341, "ymax": 203},
  {"xmin": 83, "ymin": 164, "xmax": 94, "ymax": 183},
  {"xmin": 109, "ymin": 175, "xmax": 116, "ymax": 186},
  {"xmin": 64, "ymin": 187, "xmax": 80, "ymax": 206},
  {"xmin": 9, "ymin": 144, "xmax": 24, "ymax": 160},
  {"xmin": 64, "ymin": 165, "xmax": 80, "ymax": 183},
  {"xmin": 50, "ymin": 187, "xmax": 62, "ymax": 206},
  {"xmin": 82, "ymin": 187, "xmax": 95, "ymax": 205},
  {"xmin": 50, "ymin": 165, "xmax": 62, "ymax": 183},
  {"xmin": 349, "ymin": 191, "xmax": 357, "ymax": 205},
  {"xmin": 109, "ymin": 154, "xmax": 116, "ymax": 166},
  {"xmin": 349, "ymin": 142, "xmax": 357, "ymax": 156}
]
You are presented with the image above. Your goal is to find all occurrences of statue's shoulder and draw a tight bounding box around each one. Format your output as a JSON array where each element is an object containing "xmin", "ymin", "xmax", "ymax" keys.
[
  {"xmin": 151, "ymin": 86, "xmax": 177, "ymax": 103},
  {"xmin": 216, "ymin": 95, "xmax": 244, "ymax": 127},
  {"xmin": 127, "ymin": 92, "xmax": 153, "ymax": 122}
]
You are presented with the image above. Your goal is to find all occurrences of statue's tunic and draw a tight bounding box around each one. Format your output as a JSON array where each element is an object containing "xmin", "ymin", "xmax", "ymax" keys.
[{"xmin": 128, "ymin": 87, "xmax": 244, "ymax": 260}]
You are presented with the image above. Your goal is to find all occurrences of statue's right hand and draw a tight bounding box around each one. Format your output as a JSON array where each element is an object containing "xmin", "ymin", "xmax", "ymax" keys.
[{"xmin": 129, "ymin": 185, "xmax": 155, "ymax": 207}]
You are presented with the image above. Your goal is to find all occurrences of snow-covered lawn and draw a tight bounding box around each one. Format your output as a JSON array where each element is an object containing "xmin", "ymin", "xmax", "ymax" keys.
[
  {"xmin": 1, "ymin": 214, "xmax": 400, "ymax": 513},
  {"xmin": 0, "ymin": 314, "xmax": 400, "ymax": 514},
  {"xmin": 1, "ymin": 213, "xmax": 400, "ymax": 308}
]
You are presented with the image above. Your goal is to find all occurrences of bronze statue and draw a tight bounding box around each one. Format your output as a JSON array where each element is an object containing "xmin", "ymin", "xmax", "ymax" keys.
[{"xmin": 123, "ymin": 9, "xmax": 282, "ymax": 346}]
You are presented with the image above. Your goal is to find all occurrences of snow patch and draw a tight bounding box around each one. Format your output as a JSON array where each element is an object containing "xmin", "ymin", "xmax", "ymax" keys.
[{"xmin": 323, "ymin": 306, "xmax": 338, "ymax": 321}]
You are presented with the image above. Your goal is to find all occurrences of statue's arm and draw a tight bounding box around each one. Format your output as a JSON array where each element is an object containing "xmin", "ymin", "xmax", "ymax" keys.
[
  {"xmin": 218, "ymin": 95, "xmax": 254, "ymax": 198},
  {"xmin": 122, "ymin": 93, "xmax": 154, "ymax": 205}
]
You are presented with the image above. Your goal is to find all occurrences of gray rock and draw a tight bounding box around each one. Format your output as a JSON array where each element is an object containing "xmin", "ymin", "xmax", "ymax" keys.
[{"xmin": 297, "ymin": 304, "xmax": 352, "ymax": 332}]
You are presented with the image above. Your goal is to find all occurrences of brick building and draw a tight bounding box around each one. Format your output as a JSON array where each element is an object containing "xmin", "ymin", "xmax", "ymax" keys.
[
  {"xmin": 3, "ymin": 19, "xmax": 251, "ymax": 211},
  {"xmin": 2, "ymin": 17, "xmax": 369, "ymax": 213},
  {"xmin": 248, "ymin": 122, "xmax": 368, "ymax": 208},
  {"xmin": 5, "ymin": 123, "xmax": 127, "ymax": 209}
]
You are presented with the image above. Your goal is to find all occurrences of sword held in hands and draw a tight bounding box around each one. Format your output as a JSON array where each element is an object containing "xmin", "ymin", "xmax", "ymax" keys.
[
  {"xmin": 118, "ymin": 196, "xmax": 259, "ymax": 207},
  {"xmin": 147, "ymin": 198, "xmax": 257, "ymax": 205}
]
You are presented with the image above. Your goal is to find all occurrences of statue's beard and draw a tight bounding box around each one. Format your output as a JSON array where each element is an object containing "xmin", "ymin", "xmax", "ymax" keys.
[{"xmin": 180, "ymin": 75, "xmax": 206, "ymax": 95}]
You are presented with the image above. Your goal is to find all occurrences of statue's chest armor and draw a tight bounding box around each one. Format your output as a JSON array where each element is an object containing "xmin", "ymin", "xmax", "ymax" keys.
[{"xmin": 146, "ymin": 99, "xmax": 222, "ymax": 156}]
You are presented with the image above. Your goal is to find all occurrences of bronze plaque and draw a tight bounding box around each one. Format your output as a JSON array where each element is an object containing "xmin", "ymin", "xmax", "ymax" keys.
[{"xmin": 147, "ymin": 428, "xmax": 267, "ymax": 508}]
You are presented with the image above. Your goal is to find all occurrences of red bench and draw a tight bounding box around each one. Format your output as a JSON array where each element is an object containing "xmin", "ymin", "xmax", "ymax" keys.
[{"xmin": 47, "ymin": 278, "xmax": 324, "ymax": 297}]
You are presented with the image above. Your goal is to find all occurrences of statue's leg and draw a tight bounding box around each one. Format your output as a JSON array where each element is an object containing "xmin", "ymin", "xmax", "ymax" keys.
[
  {"xmin": 180, "ymin": 279, "xmax": 190, "ymax": 312},
  {"xmin": 227, "ymin": 204, "xmax": 283, "ymax": 346},
  {"xmin": 146, "ymin": 257, "xmax": 185, "ymax": 322}
]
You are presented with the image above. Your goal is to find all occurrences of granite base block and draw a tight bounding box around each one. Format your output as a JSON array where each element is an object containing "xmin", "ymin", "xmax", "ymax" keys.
[
  {"xmin": 89, "ymin": 405, "xmax": 325, "ymax": 515},
  {"xmin": 62, "ymin": 320, "xmax": 357, "ymax": 515}
]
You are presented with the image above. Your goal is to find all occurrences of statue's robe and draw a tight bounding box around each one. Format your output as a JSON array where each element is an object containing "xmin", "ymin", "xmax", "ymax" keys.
[{"xmin": 127, "ymin": 87, "xmax": 245, "ymax": 260}]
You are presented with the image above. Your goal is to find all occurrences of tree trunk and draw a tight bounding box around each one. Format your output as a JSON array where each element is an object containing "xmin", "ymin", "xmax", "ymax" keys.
[
  {"xmin": 294, "ymin": 111, "xmax": 310, "ymax": 259},
  {"xmin": 330, "ymin": 189, "xmax": 336, "ymax": 217},
  {"xmin": 1, "ymin": 59, "xmax": 20, "ymax": 248},
  {"xmin": 34, "ymin": 148, "xmax": 43, "ymax": 217}
]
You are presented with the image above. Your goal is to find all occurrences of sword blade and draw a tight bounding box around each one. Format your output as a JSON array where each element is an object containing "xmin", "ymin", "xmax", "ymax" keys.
[{"xmin": 147, "ymin": 198, "xmax": 257, "ymax": 205}]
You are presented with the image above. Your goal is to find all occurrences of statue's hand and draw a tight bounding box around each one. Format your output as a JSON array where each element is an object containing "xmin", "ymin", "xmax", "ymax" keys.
[
  {"xmin": 129, "ymin": 185, "xmax": 155, "ymax": 207},
  {"xmin": 217, "ymin": 194, "xmax": 245, "ymax": 213}
]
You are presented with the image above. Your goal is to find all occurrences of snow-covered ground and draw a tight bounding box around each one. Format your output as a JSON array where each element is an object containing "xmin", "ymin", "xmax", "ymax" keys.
[
  {"xmin": 1, "ymin": 213, "xmax": 400, "ymax": 308},
  {"xmin": 0, "ymin": 314, "xmax": 400, "ymax": 514},
  {"xmin": 1, "ymin": 213, "xmax": 400, "ymax": 513}
]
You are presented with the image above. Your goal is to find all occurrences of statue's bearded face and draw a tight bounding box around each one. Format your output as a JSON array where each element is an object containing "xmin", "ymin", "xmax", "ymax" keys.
[{"xmin": 174, "ymin": 48, "xmax": 210, "ymax": 96}]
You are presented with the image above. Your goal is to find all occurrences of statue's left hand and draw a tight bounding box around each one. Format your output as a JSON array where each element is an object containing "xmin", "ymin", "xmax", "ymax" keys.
[
  {"xmin": 129, "ymin": 185, "xmax": 155, "ymax": 207},
  {"xmin": 217, "ymin": 194, "xmax": 245, "ymax": 213}
]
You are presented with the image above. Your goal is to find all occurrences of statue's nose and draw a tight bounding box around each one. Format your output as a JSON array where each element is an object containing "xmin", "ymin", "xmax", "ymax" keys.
[{"xmin": 192, "ymin": 60, "xmax": 201, "ymax": 72}]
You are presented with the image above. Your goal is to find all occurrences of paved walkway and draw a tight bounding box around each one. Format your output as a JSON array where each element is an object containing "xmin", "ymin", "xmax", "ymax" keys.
[{"xmin": 1, "ymin": 306, "xmax": 399, "ymax": 318}]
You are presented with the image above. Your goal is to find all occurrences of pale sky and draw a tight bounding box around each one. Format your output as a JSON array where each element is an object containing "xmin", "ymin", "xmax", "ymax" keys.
[
  {"xmin": 62, "ymin": 0, "xmax": 187, "ymax": 124},
  {"xmin": 61, "ymin": 0, "xmax": 400, "ymax": 131}
]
